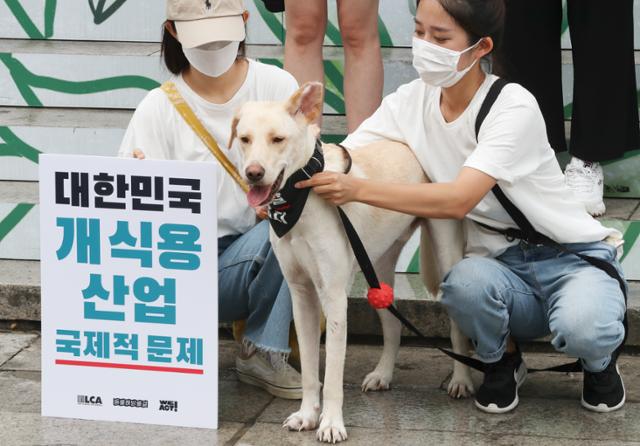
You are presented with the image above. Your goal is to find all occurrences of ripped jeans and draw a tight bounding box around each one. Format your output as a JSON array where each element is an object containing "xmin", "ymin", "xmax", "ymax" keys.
[
  {"xmin": 441, "ymin": 241, "xmax": 627, "ymax": 372},
  {"xmin": 218, "ymin": 220, "xmax": 293, "ymax": 353}
]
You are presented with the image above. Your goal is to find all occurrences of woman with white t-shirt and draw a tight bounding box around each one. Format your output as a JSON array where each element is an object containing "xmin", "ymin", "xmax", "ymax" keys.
[
  {"xmin": 297, "ymin": 0, "xmax": 628, "ymax": 414},
  {"xmin": 118, "ymin": 0, "xmax": 302, "ymax": 399}
]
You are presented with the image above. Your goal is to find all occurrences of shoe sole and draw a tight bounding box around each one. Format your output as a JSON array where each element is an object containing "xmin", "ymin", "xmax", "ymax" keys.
[
  {"xmin": 236, "ymin": 369, "xmax": 303, "ymax": 400},
  {"xmin": 475, "ymin": 362, "xmax": 528, "ymax": 414},
  {"xmin": 581, "ymin": 365, "xmax": 626, "ymax": 413}
]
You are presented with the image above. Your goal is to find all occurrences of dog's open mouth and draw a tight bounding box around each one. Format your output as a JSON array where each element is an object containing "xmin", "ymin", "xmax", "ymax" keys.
[{"xmin": 246, "ymin": 168, "xmax": 285, "ymax": 208}]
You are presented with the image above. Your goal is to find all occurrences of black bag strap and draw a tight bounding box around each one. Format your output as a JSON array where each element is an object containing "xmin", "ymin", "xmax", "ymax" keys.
[
  {"xmin": 469, "ymin": 77, "xmax": 628, "ymax": 368},
  {"xmin": 474, "ymin": 77, "xmax": 510, "ymax": 139}
]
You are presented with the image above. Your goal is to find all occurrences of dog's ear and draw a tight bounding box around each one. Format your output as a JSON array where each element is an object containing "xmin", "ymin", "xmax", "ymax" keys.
[
  {"xmin": 286, "ymin": 82, "xmax": 324, "ymax": 123},
  {"xmin": 228, "ymin": 112, "xmax": 240, "ymax": 149}
]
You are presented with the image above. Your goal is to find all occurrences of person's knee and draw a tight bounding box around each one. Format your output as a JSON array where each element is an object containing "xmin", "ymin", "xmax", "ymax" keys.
[
  {"xmin": 338, "ymin": 17, "xmax": 379, "ymax": 54},
  {"xmin": 550, "ymin": 312, "xmax": 624, "ymax": 359},
  {"xmin": 440, "ymin": 258, "xmax": 499, "ymax": 313},
  {"xmin": 286, "ymin": 13, "xmax": 326, "ymax": 47}
]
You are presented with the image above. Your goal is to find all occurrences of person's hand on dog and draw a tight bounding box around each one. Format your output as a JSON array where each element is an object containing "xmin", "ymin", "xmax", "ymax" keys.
[{"xmin": 295, "ymin": 171, "xmax": 359, "ymax": 206}]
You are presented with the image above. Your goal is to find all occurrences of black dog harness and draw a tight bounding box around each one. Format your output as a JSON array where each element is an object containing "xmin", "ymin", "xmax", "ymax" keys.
[
  {"xmin": 268, "ymin": 140, "xmax": 354, "ymax": 237},
  {"xmin": 267, "ymin": 140, "xmax": 325, "ymax": 237}
]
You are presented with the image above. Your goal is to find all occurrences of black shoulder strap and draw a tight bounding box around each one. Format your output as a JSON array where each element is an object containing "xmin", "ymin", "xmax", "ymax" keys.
[
  {"xmin": 475, "ymin": 77, "xmax": 510, "ymax": 139},
  {"xmin": 471, "ymin": 76, "xmax": 628, "ymax": 365},
  {"xmin": 474, "ymin": 78, "xmax": 539, "ymax": 238}
]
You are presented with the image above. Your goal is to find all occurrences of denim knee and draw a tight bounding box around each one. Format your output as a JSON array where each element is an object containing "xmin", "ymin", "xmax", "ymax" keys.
[
  {"xmin": 441, "ymin": 257, "xmax": 502, "ymax": 312},
  {"xmin": 550, "ymin": 315, "xmax": 624, "ymax": 360}
]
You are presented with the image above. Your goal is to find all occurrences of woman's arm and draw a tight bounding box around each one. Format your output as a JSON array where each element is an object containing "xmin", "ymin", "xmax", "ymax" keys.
[{"xmin": 295, "ymin": 167, "xmax": 496, "ymax": 219}]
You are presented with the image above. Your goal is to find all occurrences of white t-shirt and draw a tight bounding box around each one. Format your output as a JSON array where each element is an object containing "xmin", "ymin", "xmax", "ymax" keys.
[
  {"xmin": 119, "ymin": 59, "xmax": 299, "ymax": 238},
  {"xmin": 342, "ymin": 74, "xmax": 619, "ymax": 257}
]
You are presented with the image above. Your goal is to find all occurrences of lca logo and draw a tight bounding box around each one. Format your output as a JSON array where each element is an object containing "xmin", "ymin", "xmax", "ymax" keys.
[{"xmin": 77, "ymin": 395, "xmax": 102, "ymax": 406}]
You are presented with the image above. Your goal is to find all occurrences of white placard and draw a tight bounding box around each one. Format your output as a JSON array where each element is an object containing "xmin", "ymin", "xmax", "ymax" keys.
[{"xmin": 39, "ymin": 154, "xmax": 218, "ymax": 429}]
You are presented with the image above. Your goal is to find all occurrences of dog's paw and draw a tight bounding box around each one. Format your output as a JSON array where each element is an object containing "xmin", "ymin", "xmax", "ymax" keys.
[
  {"xmin": 446, "ymin": 372, "xmax": 475, "ymax": 399},
  {"xmin": 316, "ymin": 412, "xmax": 348, "ymax": 443},
  {"xmin": 361, "ymin": 369, "xmax": 392, "ymax": 392},
  {"xmin": 282, "ymin": 408, "xmax": 320, "ymax": 432}
]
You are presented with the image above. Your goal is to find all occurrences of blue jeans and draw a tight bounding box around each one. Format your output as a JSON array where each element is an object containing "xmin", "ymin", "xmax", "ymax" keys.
[
  {"xmin": 441, "ymin": 241, "xmax": 627, "ymax": 372},
  {"xmin": 218, "ymin": 220, "xmax": 293, "ymax": 353}
]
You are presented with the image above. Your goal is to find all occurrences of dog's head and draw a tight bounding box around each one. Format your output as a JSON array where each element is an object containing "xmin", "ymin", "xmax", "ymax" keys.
[{"xmin": 229, "ymin": 82, "xmax": 324, "ymax": 208}]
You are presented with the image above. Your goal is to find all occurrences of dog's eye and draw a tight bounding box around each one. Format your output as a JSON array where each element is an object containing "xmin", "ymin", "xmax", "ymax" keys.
[
  {"xmin": 272, "ymin": 136, "xmax": 285, "ymax": 144},
  {"xmin": 240, "ymin": 136, "xmax": 251, "ymax": 144}
]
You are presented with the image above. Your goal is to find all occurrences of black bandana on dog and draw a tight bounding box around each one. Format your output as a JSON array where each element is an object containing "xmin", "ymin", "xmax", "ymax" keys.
[{"xmin": 268, "ymin": 140, "xmax": 325, "ymax": 238}]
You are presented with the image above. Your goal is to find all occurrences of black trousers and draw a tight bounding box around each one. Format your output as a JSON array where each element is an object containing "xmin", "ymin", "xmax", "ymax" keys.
[{"xmin": 498, "ymin": 0, "xmax": 639, "ymax": 162}]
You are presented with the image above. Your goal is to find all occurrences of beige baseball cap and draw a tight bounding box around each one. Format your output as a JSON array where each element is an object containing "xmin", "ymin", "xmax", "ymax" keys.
[{"xmin": 167, "ymin": 0, "xmax": 246, "ymax": 49}]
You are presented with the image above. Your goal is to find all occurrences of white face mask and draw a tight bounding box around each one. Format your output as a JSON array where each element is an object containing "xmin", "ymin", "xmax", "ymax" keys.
[
  {"xmin": 183, "ymin": 40, "xmax": 240, "ymax": 78},
  {"xmin": 412, "ymin": 36, "xmax": 481, "ymax": 88}
]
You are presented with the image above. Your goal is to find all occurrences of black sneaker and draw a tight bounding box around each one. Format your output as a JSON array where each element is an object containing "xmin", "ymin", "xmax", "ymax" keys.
[
  {"xmin": 581, "ymin": 359, "xmax": 625, "ymax": 413},
  {"xmin": 475, "ymin": 349, "xmax": 527, "ymax": 414}
]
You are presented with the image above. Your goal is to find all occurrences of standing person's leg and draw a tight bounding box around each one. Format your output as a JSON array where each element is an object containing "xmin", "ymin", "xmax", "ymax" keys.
[
  {"xmin": 218, "ymin": 221, "xmax": 301, "ymax": 399},
  {"xmin": 283, "ymin": 0, "xmax": 327, "ymax": 126},
  {"xmin": 565, "ymin": 0, "xmax": 639, "ymax": 216},
  {"xmin": 498, "ymin": 0, "xmax": 566, "ymax": 152},
  {"xmin": 567, "ymin": 0, "xmax": 639, "ymax": 162},
  {"xmin": 441, "ymin": 253, "xmax": 548, "ymax": 413},
  {"xmin": 539, "ymin": 242, "xmax": 626, "ymax": 412},
  {"xmin": 337, "ymin": 0, "xmax": 383, "ymax": 132}
]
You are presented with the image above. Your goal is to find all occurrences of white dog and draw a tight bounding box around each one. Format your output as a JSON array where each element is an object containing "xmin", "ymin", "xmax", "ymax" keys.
[{"xmin": 231, "ymin": 82, "xmax": 473, "ymax": 443}]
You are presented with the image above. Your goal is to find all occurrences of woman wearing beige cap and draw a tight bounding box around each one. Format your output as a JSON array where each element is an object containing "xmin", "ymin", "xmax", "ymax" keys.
[{"xmin": 118, "ymin": 0, "xmax": 302, "ymax": 400}]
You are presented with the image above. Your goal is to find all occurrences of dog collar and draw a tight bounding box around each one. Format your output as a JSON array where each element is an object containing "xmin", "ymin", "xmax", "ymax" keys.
[{"xmin": 268, "ymin": 139, "xmax": 325, "ymax": 238}]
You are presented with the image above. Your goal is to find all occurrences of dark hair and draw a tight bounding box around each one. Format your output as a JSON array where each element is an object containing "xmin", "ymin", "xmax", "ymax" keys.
[
  {"xmin": 161, "ymin": 22, "xmax": 247, "ymax": 75},
  {"xmin": 416, "ymin": 0, "xmax": 506, "ymax": 50}
]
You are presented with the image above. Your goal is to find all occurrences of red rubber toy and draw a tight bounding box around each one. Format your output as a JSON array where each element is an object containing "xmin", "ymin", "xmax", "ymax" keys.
[{"xmin": 367, "ymin": 282, "xmax": 394, "ymax": 309}]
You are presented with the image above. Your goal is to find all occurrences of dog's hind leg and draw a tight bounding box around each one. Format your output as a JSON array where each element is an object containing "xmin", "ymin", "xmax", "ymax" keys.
[
  {"xmin": 361, "ymin": 239, "xmax": 405, "ymax": 392},
  {"xmin": 283, "ymin": 282, "xmax": 323, "ymax": 432},
  {"xmin": 447, "ymin": 319, "xmax": 475, "ymax": 398},
  {"xmin": 316, "ymin": 287, "xmax": 348, "ymax": 443},
  {"xmin": 419, "ymin": 220, "xmax": 475, "ymax": 398}
]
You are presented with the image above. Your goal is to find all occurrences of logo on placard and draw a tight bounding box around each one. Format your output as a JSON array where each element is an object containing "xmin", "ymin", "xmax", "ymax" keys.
[
  {"xmin": 159, "ymin": 400, "xmax": 179, "ymax": 412},
  {"xmin": 77, "ymin": 395, "xmax": 103, "ymax": 406},
  {"xmin": 113, "ymin": 397, "xmax": 149, "ymax": 408}
]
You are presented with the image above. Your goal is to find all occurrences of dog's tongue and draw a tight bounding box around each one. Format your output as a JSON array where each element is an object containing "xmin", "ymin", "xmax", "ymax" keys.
[{"xmin": 247, "ymin": 185, "xmax": 271, "ymax": 208}]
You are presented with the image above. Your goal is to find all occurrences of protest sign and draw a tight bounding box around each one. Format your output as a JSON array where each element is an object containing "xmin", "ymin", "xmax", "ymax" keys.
[{"xmin": 39, "ymin": 154, "xmax": 218, "ymax": 429}]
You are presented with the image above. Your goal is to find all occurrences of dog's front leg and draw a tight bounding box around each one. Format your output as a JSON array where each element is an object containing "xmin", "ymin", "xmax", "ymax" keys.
[
  {"xmin": 363, "ymin": 250, "xmax": 402, "ymax": 392},
  {"xmin": 283, "ymin": 284, "xmax": 322, "ymax": 432},
  {"xmin": 447, "ymin": 319, "xmax": 475, "ymax": 398},
  {"xmin": 362, "ymin": 308, "xmax": 401, "ymax": 392},
  {"xmin": 317, "ymin": 291, "xmax": 348, "ymax": 443}
]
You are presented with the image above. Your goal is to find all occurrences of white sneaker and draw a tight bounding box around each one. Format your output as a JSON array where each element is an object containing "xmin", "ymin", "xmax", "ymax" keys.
[
  {"xmin": 565, "ymin": 157, "xmax": 606, "ymax": 217},
  {"xmin": 236, "ymin": 349, "xmax": 302, "ymax": 400}
]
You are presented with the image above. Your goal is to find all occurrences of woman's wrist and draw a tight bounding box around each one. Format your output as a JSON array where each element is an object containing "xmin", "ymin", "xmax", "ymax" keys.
[{"xmin": 352, "ymin": 177, "xmax": 368, "ymax": 203}]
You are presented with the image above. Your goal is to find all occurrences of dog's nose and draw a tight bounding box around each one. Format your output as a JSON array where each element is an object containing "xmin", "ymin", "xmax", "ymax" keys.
[{"xmin": 245, "ymin": 164, "xmax": 265, "ymax": 183}]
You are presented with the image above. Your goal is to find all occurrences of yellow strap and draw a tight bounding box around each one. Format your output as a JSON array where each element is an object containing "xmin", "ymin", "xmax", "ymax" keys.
[{"xmin": 161, "ymin": 81, "xmax": 249, "ymax": 193}]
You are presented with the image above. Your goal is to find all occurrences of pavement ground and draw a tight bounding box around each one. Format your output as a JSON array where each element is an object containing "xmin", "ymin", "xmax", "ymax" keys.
[{"xmin": 1, "ymin": 332, "xmax": 640, "ymax": 446}]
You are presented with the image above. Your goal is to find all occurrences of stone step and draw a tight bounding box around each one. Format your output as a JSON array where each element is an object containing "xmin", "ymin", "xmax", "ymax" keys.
[
  {"xmin": 3, "ymin": 39, "xmax": 638, "ymax": 114},
  {"xmin": 1, "ymin": 258, "xmax": 639, "ymax": 346},
  {"xmin": 0, "ymin": 106, "xmax": 348, "ymax": 136},
  {"xmin": 3, "ymin": 38, "xmax": 640, "ymax": 62}
]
